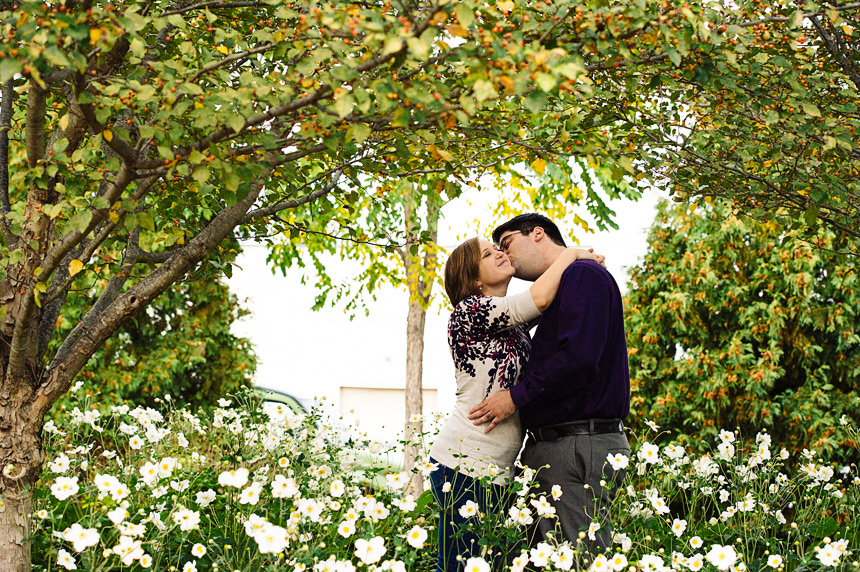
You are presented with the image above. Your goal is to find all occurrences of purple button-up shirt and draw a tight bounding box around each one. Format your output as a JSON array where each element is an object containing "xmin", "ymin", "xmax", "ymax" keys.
[{"xmin": 509, "ymin": 259, "xmax": 631, "ymax": 430}]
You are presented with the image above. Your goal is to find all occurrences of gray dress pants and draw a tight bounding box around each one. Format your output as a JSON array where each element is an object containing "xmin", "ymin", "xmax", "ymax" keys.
[{"xmin": 520, "ymin": 431, "xmax": 630, "ymax": 556}]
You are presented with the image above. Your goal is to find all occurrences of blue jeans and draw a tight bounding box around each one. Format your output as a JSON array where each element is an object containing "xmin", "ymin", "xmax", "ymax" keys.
[{"xmin": 429, "ymin": 458, "xmax": 506, "ymax": 572}]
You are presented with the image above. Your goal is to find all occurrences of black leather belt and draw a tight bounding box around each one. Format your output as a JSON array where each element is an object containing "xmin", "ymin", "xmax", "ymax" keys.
[{"xmin": 527, "ymin": 419, "xmax": 624, "ymax": 442}]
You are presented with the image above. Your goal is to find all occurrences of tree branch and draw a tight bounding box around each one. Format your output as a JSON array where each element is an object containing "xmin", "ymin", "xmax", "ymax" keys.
[
  {"xmin": 37, "ymin": 158, "xmax": 274, "ymax": 415},
  {"xmin": 809, "ymin": 15, "xmax": 860, "ymax": 90},
  {"xmin": 0, "ymin": 79, "xmax": 15, "ymax": 248},
  {"xmin": 242, "ymin": 168, "xmax": 343, "ymax": 223}
]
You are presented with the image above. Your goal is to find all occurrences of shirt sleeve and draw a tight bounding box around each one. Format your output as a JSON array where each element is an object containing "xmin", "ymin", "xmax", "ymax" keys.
[
  {"xmin": 509, "ymin": 265, "xmax": 609, "ymax": 409},
  {"xmin": 452, "ymin": 290, "xmax": 541, "ymax": 337}
]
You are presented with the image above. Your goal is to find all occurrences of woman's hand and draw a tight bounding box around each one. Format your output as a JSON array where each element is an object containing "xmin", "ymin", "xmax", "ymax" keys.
[{"xmin": 560, "ymin": 247, "xmax": 606, "ymax": 266}]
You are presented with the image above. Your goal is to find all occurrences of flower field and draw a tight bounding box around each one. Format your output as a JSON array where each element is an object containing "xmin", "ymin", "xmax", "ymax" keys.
[{"xmin": 32, "ymin": 388, "xmax": 859, "ymax": 571}]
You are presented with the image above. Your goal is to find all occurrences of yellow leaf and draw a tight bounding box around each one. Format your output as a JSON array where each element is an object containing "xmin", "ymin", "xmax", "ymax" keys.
[
  {"xmin": 68, "ymin": 259, "xmax": 84, "ymax": 276},
  {"xmin": 103, "ymin": 130, "xmax": 113, "ymax": 142},
  {"xmin": 89, "ymin": 28, "xmax": 101, "ymax": 44},
  {"xmin": 58, "ymin": 114, "xmax": 69, "ymax": 131},
  {"xmin": 531, "ymin": 158, "xmax": 546, "ymax": 175},
  {"xmin": 109, "ymin": 211, "xmax": 119, "ymax": 223},
  {"xmin": 445, "ymin": 23, "xmax": 468, "ymax": 38},
  {"xmin": 842, "ymin": 24, "xmax": 854, "ymax": 36},
  {"xmin": 497, "ymin": 0, "xmax": 514, "ymax": 12},
  {"xmin": 216, "ymin": 45, "xmax": 229, "ymax": 54}
]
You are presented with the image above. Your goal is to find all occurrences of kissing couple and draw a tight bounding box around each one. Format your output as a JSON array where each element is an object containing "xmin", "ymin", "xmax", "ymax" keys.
[{"xmin": 427, "ymin": 213, "xmax": 632, "ymax": 571}]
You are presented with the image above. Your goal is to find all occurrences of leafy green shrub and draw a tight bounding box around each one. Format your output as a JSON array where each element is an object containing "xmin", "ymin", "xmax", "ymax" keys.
[
  {"xmin": 624, "ymin": 200, "xmax": 860, "ymax": 458},
  {"xmin": 49, "ymin": 274, "xmax": 256, "ymax": 412}
]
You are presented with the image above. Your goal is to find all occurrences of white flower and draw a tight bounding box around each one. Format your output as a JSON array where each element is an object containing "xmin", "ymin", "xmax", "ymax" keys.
[
  {"xmin": 271, "ymin": 475, "xmax": 299, "ymax": 499},
  {"xmin": 551, "ymin": 484, "xmax": 563, "ymax": 500},
  {"xmin": 508, "ymin": 506, "xmax": 534, "ymax": 526},
  {"xmin": 815, "ymin": 544, "xmax": 841, "ymax": 567},
  {"xmin": 51, "ymin": 477, "xmax": 80, "ymax": 501},
  {"xmin": 112, "ymin": 535, "xmax": 144, "ymax": 566},
  {"xmin": 530, "ymin": 495, "xmax": 557, "ymax": 517},
  {"xmin": 139, "ymin": 553, "xmax": 153, "ymax": 568},
  {"xmin": 719, "ymin": 429, "xmax": 735, "ymax": 443},
  {"xmin": 671, "ymin": 518, "xmax": 687, "ymax": 537},
  {"xmin": 441, "ymin": 481, "xmax": 451, "ymax": 493},
  {"xmin": 183, "ymin": 562, "xmax": 198, "ymax": 572},
  {"xmin": 107, "ymin": 506, "xmax": 128, "ymax": 525},
  {"xmin": 255, "ymin": 523, "xmax": 290, "ymax": 554},
  {"xmin": 244, "ymin": 513, "xmax": 268, "ymax": 537},
  {"xmin": 157, "ymin": 457, "xmax": 178, "ymax": 478},
  {"xmin": 529, "ymin": 542, "xmax": 553, "ymax": 568},
  {"xmin": 512, "ymin": 552, "xmax": 530, "ymax": 572},
  {"xmin": 552, "ymin": 544, "xmax": 575, "ymax": 571},
  {"xmin": 717, "ymin": 442, "xmax": 735, "ymax": 461},
  {"xmin": 172, "ymin": 508, "xmax": 200, "ymax": 531},
  {"xmin": 405, "ymin": 525, "xmax": 428, "ymax": 549},
  {"xmin": 705, "ymin": 545, "xmax": 738, "ymax": 571},
  {"xmin": 607, "ymin": 453, "xmax": 630, "ymax": 470},
  {"xmin": 195, "ymin": 489, "xmax": 216, "ymax": 507},
  {"xmin": 458, "ymin": 500, "xmax": 480, "ymax": 518},
  {"xmin": 239, "ymin": 481, "xmax": 264, "ymax": 505},
  {"xmin": 588, "ymin": 554, "xmax": 609, "ymax": 572},
  {"xmin": 354, "ymin": 536, "xmax": 386, "ymax": 565},
  {"xmin": 645, "ymin": 419, "xmax": 660, "ymax": 432},
  {"xmin": 638, "ymin": 442, "xmax": 661, "ymax": 464},
  {"xmin": 766, "ymin": 555, "xmax": 782, "ymax": 568},
  {"xmin": 218, "ymin": 467, "xmax": 249, "ymax": 488},
  {"xmin": 664, "ymin": 445, "xmax": 686, "ymax": 460},
  {"xmin": 191, "ymin": 543, "xmax": 206, "ymax": 557},
  {"xmin": 690, "ymin": 536, "xmax": 703, "ymax": 549},
  {"xmin": 639, "ymin": 554, "xmax": 668, "ymax": 572},
  {"xmin": 393, "ymin": 495, "xmax": 417, "ymax": 511},
  {"xmin": 463, "ymin": 557, "xmax": 490, "ymax": 572},
  {"xmin": 49, "ymin": 455, "xmax": 71, "ymax": 474},
  {"xmin": 217, "ymin": 398, "xmax": 231, "ymax": 407},
  {"xmin": 57, "ymin": 548, "xmax": 77, "ymax": 570},
  {"xmin": 338, "ymin": 520, "xmax": 356, "ymax": 538},
  {"xmin": 685, "ymin": 554, "xmax": 704, "ymax": 571},
  {"xmin": 588, "ymin": 521, "xmax": 601, "ymax": 541},
  {"xmin": 608, "ymin": 553, "xmax": 628, "ymax": 572},
  {"xmin": 330, "ymin": 479, "xmax": 345, "ymax": 498},
  {"xmin": 139, "ymin": 462, "xmax": 159, "ymax": 486},
  {"xmin": 298, "ymin": 498, "xmax": 324, "ymax": 522},
  {"xmin": 111, "ymin": 482, "xmax": 131, "ymax": 503},
  {"xmin": 385, "ymin": 472, "xmax": 408, "ymax": 490},
  {"xmin": 613, "ymin": 532, "xmax": 632, "ymax": 552}
]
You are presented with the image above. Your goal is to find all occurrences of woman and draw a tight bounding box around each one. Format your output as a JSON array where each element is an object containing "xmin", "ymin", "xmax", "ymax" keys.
[{"xmin": 428, "ymin": 237, "xmax": 601, "ymax": 572}]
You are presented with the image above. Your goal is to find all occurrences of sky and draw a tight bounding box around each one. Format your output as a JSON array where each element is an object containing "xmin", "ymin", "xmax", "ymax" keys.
[{"xmin": 226, "ymin": 186, "xmax": 667, "ymax": 440}]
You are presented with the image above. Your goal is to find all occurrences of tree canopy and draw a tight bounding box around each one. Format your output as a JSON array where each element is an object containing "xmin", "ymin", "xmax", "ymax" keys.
[
  {"xmin": 625, "ymin": 200, "xmax": 859, "ymax": 457},
  {"xmin": 0, "ymin": 0, "xmax": 859, "ymax": 566}
]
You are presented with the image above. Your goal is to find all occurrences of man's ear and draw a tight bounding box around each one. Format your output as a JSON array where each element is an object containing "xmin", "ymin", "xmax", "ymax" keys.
[{"xmin": 532, "ymin": 227, "xmax": 545, "ymax": 242}]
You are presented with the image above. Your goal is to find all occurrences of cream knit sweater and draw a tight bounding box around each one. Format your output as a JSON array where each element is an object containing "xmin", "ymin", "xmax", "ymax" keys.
[{"xmin": 429, "ymin": 290, "xmax": 540, "ymax": 484}]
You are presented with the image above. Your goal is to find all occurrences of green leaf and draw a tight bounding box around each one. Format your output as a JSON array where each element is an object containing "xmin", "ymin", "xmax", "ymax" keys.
[
  {"xmin": 0, "ymin": 58, "xmax": 23, "ymax": 83},
  {"xmin": 350, "ymin": 124, "xmax": 371, "ymax": 144},
  {"xmin": 71, "ymin": 210, "xmax": 93, "ymax": 232},
  {"xmin": 228, "ymin": 114, "xmax": 246, "ymax": 134},
  {"xmin": 192, "ymin": 165, "xmax": 210, "ymax": 184},
  {"xmin": 334, "ymin": 93, "xmax": 354, "ymax": 118},
  {"xmin": 535, "ymin": 73, "xmax": 557, "ymax": 93},
  {"xmin": 668, "ymin": 49, "xmax": 682, "ymax": 67},
  {"xmin": 137, "ymin": 212, "xmax": 155, "ymax": 231},
  {"xmin": 454, "ymin": 3, "xmax": 474, "ymax": 27},
  {"xmin": 472, "ymin": 79, "xmax": 498, "ymax": 102},
  {"xmin": 801, "ymin": 102, "xmax": 821, "ymax": 118}
]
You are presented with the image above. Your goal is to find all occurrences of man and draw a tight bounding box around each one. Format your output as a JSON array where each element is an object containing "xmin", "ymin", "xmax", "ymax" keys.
[{"xmin": 468, "ymin": 213, "xmax": 631, "ymax": 556}]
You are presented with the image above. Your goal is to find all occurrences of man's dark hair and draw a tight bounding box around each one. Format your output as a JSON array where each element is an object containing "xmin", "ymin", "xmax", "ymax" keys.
[{"xmin": 492, "ymin": 213, "xmax": 567, "ymax": 247}]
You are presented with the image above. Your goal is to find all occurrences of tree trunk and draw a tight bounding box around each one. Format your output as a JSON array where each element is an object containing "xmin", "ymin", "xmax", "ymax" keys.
[
  {"xmin": 404, "ymin": 295, "xmax": 426, "ymax": 494},
  {"xmin": 0, "ymin": 390, "xmax": 43, "ymax": 572}
]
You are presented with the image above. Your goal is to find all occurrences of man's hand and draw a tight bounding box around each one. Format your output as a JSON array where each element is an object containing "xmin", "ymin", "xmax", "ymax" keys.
[{"xmin": 468, "ymin": 390, "xmax": 517, "ymax": 433}]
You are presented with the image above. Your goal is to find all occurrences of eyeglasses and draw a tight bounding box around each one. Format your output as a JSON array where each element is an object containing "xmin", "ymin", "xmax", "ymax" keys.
[{"xmin": 497, "ymin": 231, "xmax": 523, "ymax": 251}]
